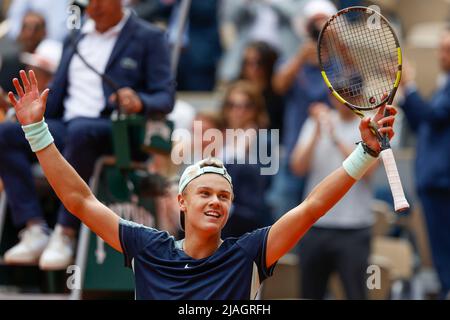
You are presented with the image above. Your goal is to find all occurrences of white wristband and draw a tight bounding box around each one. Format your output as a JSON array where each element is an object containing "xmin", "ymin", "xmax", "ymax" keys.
[
  {"xmin": 22, "ymin": 118, "xmax": 54, "ymax": 152},
  {"xmin": 342, "ymin": 143, "xmax": 378, "ymax": 180}
]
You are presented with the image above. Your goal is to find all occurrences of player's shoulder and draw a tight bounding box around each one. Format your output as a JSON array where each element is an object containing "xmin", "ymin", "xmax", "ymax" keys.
[
  {"xmin": 231, "ymin": 227, "xmax": 272, "ymax": 250},
  {"xmin": 120, "ymin": 219, "xmax": 172, "ymax": 240}
]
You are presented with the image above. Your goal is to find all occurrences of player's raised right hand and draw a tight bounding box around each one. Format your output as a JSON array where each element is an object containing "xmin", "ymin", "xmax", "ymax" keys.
[{"xmin": 8, "ymin": 70, "xmax": 49, "ymax": 126}]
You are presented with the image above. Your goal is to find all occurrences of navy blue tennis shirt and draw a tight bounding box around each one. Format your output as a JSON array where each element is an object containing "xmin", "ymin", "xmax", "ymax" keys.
[{"xmin": 119, "ymin": 219, "xmax": 277, "ymax": 300}]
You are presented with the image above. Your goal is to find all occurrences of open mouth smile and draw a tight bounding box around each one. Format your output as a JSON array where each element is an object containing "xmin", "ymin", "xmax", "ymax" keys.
[{"xmin": 204, "ymin": 211, "xmax": 221, "ymax": 218}]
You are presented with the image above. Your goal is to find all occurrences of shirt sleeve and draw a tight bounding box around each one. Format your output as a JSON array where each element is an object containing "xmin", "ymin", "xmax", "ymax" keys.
[
  {"xmin": 118, "ymin": 219, "xmax": 165, "ymax": 268},
  {"xmin": 237, "ymin": 226, "xmax": 277, "ymax": 282}
]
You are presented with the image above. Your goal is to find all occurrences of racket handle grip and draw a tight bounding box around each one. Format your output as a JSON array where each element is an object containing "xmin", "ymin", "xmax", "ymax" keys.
[{"xmin": 380, "ymin": 148, "xmax": 410, "ymax": 213}]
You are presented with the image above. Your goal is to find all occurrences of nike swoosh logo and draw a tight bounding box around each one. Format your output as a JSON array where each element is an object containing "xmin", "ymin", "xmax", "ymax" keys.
[{"xmin": 184, "ymin": 264, "xmax": 189, "ymax": 269}]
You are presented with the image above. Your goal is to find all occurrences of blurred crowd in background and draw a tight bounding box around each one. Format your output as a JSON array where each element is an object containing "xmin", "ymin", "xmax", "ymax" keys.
[{"xmin": 0, "ymin": 0, "xmax": 449, "ymax": 300}]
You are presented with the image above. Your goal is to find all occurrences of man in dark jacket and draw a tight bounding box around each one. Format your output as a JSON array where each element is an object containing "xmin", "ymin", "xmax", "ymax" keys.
[{"xmin": 400, "ymin": 28, "xmax": 450, "ymax": 299}]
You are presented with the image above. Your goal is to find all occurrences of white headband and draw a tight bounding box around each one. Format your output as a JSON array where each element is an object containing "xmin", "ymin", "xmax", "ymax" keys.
[{"xmin": 178, "ymin": 164, "xmax": 232, "ymax": 194}]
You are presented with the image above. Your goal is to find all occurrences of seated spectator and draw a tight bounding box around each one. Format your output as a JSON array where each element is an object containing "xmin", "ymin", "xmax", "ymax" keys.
[
  {"xmin": 6, "ymin": 0, "xmax": 69, "ymax": 42},
  {"xmin": 16, "ymin": 10, "xmax": 46, "ymax": 53},
  {"xmin": 0, "ymin": 0, "xmax": 174, "ymax": 271},
  {"xmin": 0, "ymin": 10, "xmax": 46, "ymax": 93}
]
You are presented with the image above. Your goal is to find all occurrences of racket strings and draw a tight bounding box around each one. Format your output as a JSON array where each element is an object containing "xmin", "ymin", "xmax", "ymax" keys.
[
  {"xmin": 332, "ymin": 18, "xmax": 394, "ymax": 105},
  {"xmin": 331, "ymin": 17, "xmax": 396, "ymax": 92},
  {"xmin": 341, "ymin": 20, "xmax": 394, "ymax": 104},
  {"xmin": 320, "ymin": 9, "xmax": 398, "ymax": 109},
  {"xmin": 333, "ymin": 22, "xmax": 394, "ymax": 105}
]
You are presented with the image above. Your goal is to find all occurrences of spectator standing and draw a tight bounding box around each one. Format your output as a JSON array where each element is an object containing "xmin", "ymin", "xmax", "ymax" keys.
[
  {"xmin": 399, "ymin": 28, "xmax": 450, "ymax": 300},
  {"xmin": 290, "ymin": 97, "xmax": 378, "ymax": 299},
  {"xmin": 267, "ymin": 0, "xmax": 336, "ymax": 220}
]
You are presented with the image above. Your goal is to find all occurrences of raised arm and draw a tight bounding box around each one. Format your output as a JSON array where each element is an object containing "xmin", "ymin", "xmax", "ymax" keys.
[
  {"xmin": 8, "ymin": 70, "xmax": 122, "ymax": 253},
  {"xmin": 266, "ymin": 105, "xmax": 397, "ymax": 267},
  {"xmin": 272, "ymin": 41, "xmax": 317, "ymax": 95}
]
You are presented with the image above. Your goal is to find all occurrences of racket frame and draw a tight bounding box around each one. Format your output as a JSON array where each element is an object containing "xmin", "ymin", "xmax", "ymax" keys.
[
  {"xmin": 317, "ymin": 6, "xmax": 409, "ymax": 212},
  {"xmin": 318, "ymin": 6, "xmax": 403, "ymax": 112}
]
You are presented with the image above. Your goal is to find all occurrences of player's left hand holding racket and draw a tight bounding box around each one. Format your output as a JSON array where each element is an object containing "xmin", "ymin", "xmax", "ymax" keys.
[{"xmin": 317, "ymin": 6, "xmax": 410, "ymax": 212}]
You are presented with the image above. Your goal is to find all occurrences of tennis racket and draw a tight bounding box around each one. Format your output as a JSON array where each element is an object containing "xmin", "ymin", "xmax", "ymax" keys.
[{"xmin": 317, "ymin": 6, "xmax": 409, "ymax": 212}]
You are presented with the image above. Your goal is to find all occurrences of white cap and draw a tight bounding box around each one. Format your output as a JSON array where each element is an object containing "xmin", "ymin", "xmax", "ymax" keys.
[
  {"xmin": 303, "ymin": 0, "xmax": 337, "ymax": 21},
  {"xmin": 178, "ymin": 158, "xmax": 232, "ymax": 194},
  {"xmin": 20, "ymin": 39, "xmax": 63, "ymax": 74}
]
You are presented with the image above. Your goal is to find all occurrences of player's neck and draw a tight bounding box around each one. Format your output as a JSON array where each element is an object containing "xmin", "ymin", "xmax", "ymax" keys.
[{"xmin": 183, "ymin": 233, "xmax": 223, "ymax": 260}]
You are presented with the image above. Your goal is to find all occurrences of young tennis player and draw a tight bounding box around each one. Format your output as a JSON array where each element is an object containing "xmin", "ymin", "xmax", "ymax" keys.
[{"xmin": 7, "ymin": 70, "xmax": 396, "ymax": 299}]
